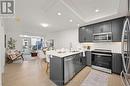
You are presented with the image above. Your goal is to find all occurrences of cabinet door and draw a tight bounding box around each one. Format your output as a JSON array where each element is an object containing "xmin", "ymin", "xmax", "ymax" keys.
[
  {"xmin": 86, "ymin": 51, "xmax": 91, "ymax": 66},
  {"xmin": 102, "ymin": 21, "xmax": 111, "ymax": 32},
  {"xmin": 84, "ymin": 25, "xmax": 93, "ymax": 42},
  {"xmin": 74, "ymin": 54, "xmax": 82, "ymax": 74},
  {"xmin": 50, "ymin": 56, "xmax": 64, "ymax": 86},
  {"xmin": 93, "ymin": 21, "xmax": 111, "ymax": 33},
  {"xmin": 79, "ymin": 26, "xmax": 93, "ymax": 43},
  {"xmin": 112, "ymin": 53, "xmax": 122, "ymax": 74},
  {"xmin": 79, "ymin": 27, "xmax": 86, "ymax": 43},
  {"xmin": 93, "ymin": 23, "xmax": 103, "ymax": 33},
  {"xmin": 112, "ymin": 17, "xmax": 124, "ymax": 42}
]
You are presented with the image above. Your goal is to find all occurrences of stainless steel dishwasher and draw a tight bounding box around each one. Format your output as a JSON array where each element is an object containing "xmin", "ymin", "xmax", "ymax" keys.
[{"xmin": 64, "ymin": 56, "xmax": 75, "ymax": 84}]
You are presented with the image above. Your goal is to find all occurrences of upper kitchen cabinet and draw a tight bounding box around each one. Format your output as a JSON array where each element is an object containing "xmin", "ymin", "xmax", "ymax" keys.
[
  {"xmin": 79, "ymin": 27, "xmax": 86, "ymax": 43},
  {"xmin": 93, "ymin": 21, "xmax": 112, "ymax": 42},
  {"xmin": 93, "ymin": 21, "xmax": 111, "ymax": 34},
  {"xmin": 111, "ymin": 17, "xmax": 124, "ymax": 42},
  {"xmin": 79, "ymin": 25, "xmax": 93, "ymax": 43},
  {"xmin": 78, "ymin": 17, "xmax": 125, "ymax": 43}
]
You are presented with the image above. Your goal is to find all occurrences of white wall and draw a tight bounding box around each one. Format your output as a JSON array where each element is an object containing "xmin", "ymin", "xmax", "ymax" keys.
[
  {"xmin": 6, "ymin": 32, "xmax": 23, "ymax": 50},
  {"xmin": 46, "ymin": 28, "xmax": 81, "ymax": 49},
  {"xmin": 47, "ymin": 28, "xmax": 121, "ymax": 53},
  {"xmin": 4, "ymin": 19, "xmax": 48, "ymax": 50},
  {"xmin": 0, "ymin": 19, "xmax": 5, "ymax": 86}
]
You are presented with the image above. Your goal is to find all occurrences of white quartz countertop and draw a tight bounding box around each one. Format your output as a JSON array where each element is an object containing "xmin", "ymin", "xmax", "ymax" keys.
[
  {"xmin": 46, "ymin": 49, "xmax": 121, "ymax": 58},
  {"xmin": 46, "ymin": 50, "xmax": 87, "ymax": 58}
]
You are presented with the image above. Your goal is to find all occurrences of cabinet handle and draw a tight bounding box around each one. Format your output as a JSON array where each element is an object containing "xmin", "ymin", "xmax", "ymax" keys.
[
  {"xmin": 65, "ymin": 58, "xmax": 73, "ymax": 61},
  {"xmin": 92, "ymin": 53, "xmax": 112, "ymax": 56},
  {"xmin": 101, "ymin": 28, "xmax": 103, "ymax": 33}
]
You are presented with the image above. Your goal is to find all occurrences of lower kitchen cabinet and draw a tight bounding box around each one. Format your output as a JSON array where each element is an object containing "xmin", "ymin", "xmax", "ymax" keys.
[
  {"xmin": 112, "ymin": 53, "xmax": 123, "ymax": 74},
  {"xmin": 86, "ymin": 51, "xmax": 91, "ymax": 66},
  {"xmin": 74, "ymin": 53, "xmax": 86, "ymax": 74},
  {"xmin": 50, "ymin": 56, "xmax": 64, "ymax": 86},
  {"xmin": 50, "ymin": 53, "xmax": 87, "ymax": 86}
]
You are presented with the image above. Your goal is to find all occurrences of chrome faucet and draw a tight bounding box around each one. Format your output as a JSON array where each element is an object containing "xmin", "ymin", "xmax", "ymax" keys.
[{"xmin": 69, "ymin": 42, "xmax": 72, "ymax": 52}]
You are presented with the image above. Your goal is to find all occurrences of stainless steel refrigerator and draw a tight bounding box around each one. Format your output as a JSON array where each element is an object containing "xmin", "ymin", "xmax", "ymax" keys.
[{"xmin": 121, "ymin": 16, "xmax": 130, "ymax": 86}]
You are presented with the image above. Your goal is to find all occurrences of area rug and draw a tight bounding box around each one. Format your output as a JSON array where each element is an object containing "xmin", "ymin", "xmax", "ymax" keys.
[{"xmin": 81, "ymin": 70, "xmax": 109, "ymax": 86}]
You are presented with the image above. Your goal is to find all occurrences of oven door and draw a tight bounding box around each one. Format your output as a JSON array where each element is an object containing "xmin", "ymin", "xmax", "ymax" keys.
[{"xmin": 92, "ymin": 53, "xmax": 112, "ymax": 70}]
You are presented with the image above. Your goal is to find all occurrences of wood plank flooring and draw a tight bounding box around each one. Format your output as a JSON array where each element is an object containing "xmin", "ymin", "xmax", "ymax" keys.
[{"xmin": 3, "ymin": 58, "xmax": 123, "ymax": 86}]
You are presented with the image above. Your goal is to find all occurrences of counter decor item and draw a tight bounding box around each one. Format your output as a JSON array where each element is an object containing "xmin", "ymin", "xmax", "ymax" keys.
[
  {"xmin": 87, "ymin": 46, "xmax": 90, "ymax": 50},
  {"xmin": 82, "ymin": 45, "xmax": 91, "ymax": 50}
]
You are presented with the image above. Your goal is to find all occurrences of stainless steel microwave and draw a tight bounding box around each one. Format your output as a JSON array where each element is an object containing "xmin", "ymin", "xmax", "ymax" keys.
[{"xmin": 93, "ymin": 32, "xmax": 112, "ymax": 42}]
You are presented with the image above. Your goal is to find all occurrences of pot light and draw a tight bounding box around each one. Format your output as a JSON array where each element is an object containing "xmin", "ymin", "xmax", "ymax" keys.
[
  {"xmin": 41, "ymin": 23, "xmax": 49, "ymax": 27},
  {"xmin": 95, "ymin": 9, "xmax": 99, "ymax": 12},
  {"xmin": 69, "ymin": 19, "xmax": 73, "ymax": 22},
  {"xmin": 57, "ymin": 12, "xmax": 61, "ymax": 16}
]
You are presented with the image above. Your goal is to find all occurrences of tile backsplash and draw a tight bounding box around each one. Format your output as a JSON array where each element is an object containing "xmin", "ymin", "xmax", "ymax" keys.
[{"xmin": 82, "ymin": 42, "xmax": 121, "ymax": 53}]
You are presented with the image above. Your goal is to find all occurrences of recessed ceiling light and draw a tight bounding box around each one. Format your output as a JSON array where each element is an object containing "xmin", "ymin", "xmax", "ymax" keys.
[
  {"xmin": 41, "ymin": 23, "xmax": 49, "ymax": 27},
  {"xmin": 69, "ymin": 19, "xmax": 73, "ymax": 22},
  {"xmin": 95, "ymin": 9, "xmax": 99, "ymax": 12},
  {"xmin": 57, "ymin": 12, "xmax": 61, "ymax": 16}
]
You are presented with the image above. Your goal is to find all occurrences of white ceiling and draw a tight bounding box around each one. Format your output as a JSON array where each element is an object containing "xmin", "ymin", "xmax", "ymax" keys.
[
  {"xmin": 62, "ymin": 0, "xmax": 120, "ymax": 21},
  {"xmin": 4, "ymin": 0, "xmax": 127, "ymax": 32}
]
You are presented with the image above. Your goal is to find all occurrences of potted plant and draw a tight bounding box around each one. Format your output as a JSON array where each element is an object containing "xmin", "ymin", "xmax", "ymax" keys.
[
  {"xmin": 31, "ymin": 45, "xmax": 37, "ymax": 57},
  {"xmin": 8, "ymin": 37, "xmax": 16, "ymax": 50}
]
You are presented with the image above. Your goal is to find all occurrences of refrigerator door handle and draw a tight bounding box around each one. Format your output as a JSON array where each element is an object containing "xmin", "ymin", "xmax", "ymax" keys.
[
  {"xmin": 120, "ymin": 71, "xmax": 130, "ymax": 86},
  {"xmin": 126, "ymin": 18, "xmax": 130, "ymax": 73},
  {"xmin": 121, "ymin": 18, "xmax": 129, "ymax": 73}
]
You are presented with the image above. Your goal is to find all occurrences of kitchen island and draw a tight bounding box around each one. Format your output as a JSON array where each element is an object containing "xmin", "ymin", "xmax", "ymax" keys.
[{"xmin": 48, "ymin": 50, "xmax": 87, "ymax": 86}]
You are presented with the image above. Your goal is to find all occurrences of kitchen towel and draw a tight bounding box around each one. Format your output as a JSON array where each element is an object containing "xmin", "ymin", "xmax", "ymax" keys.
[{"xmin": 83, "ymin": 51, "xmax": 85, "ymax": 57}]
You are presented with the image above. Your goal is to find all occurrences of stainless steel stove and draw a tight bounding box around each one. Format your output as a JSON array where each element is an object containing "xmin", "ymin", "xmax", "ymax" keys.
[{"xmin": 91, "ymin": 49, "xmax": 112, "ymax": 73}]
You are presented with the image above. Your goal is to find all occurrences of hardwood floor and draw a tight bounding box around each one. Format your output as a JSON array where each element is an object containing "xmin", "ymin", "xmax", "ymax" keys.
[{"xmin": 3, "ymin": 57, "xmax": 123, "ymax": 86}]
